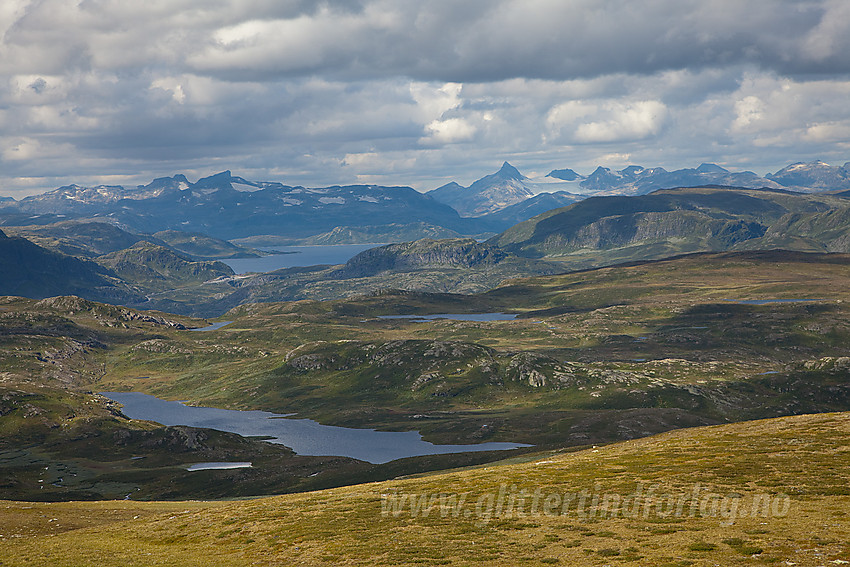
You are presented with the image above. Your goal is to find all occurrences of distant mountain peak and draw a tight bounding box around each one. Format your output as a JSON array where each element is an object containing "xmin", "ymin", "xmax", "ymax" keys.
[
  {"xmin": 621, "ymin": 165, "xmax": 645, "ymax": 176},
  {"xmin": 194, "ymin": 170, "xmax": 234, "ymax": 190},
  {"xmin": 546, "ymin": 168, "xmax": 583, "ymax": 181},
  {"xmin": 427, "ymin": 163, "xmax": 533, "ymax": 216},
  {"xmin": 766, "ymin": 160, "xmax": 850, "ymax": 190},
  {"xmin": 497, "ymin": 162, "xmax": 524, "ymax": 180},
  {"xmin": 696, "ymin": 163, "xmax": 729, "ymax": 173},
  {"xmin": 432, "ymin": 181, "xmax": 464, "ymax": 193}
]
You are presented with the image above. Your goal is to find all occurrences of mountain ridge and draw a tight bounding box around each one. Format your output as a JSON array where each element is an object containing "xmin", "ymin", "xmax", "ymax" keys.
[{"xmin": 490, "ymin": 185, "xmax": 850, "ymax": 266}]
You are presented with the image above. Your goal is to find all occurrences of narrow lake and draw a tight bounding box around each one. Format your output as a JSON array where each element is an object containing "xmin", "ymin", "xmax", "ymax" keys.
[
  {"xmin": 101, "ymin": 392, "xmax": 530, "ymax": 464},
  {"xmin": 223, "ymin": 244, "xmax": 384, "ymax": 274},
  {"xmin": 377, "ymin": 313, "xmax": 517, "ymax": 322},
  {"xmin": 187, "ymin": 462, "xmax": 252, "ymax": 471},
  {"xmin": 724, "ymin": 298, "xmax": 823, "ymax": 305},
  {"xmin": 187, "ymin": 321, "xmax": 233, "ymax": 332}
]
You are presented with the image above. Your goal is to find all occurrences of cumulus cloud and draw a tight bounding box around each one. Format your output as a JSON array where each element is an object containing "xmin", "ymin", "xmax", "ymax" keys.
[
  {"xmin": 1, "ymin": 0, "xmax": 850, "ymax": 196},
  {"xmin": 546, "ymin": 100, "xmax": 668, "ymax": 143},
  {"xmin": 422, "ymin": 118, "xmax": 478, "ymax": 145}
]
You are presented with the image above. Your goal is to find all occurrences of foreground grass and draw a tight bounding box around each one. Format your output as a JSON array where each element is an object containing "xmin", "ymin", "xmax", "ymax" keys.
[{"xmin": 1, "ymin": 411, "xmax": 848, "ymax": 566}]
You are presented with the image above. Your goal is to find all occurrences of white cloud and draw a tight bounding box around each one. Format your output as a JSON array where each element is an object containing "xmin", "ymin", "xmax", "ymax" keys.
[
  {"xmin": 422, "ymin": 118, "xmax": 477, "ymax": 145},
  {"xmin": 547, "ymin": 99, "xmax": 668, "ymax": 143},
  {"xmin": 732, "ymin": 95, "xmax": 765, "ymax": 131},
  {"xmin": 1, "ymin": 1, "xmax": 850, "ymax": 196}
]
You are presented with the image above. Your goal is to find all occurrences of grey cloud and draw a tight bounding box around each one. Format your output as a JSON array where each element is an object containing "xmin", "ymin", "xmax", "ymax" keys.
[
  {"xmin": 5, "ymin": 1, "xmax": 847, "ymax": 82},
  {"xmin": 2, "ymin": 1, "xmax": 850, "ymax": 197},
  {"xmin": 184, "ymin": 0, "xmax": 848, "ymax": 82}
]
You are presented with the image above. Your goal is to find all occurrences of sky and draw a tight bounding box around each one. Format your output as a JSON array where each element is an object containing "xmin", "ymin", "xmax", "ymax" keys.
[{"xmin": 1, "ymin": 0, "xmax": 850, "ymax": 197}]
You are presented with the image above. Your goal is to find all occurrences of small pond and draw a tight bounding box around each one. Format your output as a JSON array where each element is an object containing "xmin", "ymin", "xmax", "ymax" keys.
[{"xmin": 187, "ymin": 321, "xmax": 233, "ymax": 332}]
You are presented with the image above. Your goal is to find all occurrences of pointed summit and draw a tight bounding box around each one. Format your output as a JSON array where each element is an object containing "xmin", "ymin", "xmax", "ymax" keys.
[
  {"xmin": 497, "ymin": 161, "xmax": 524, "ymax": 180},
  {"xmin": 427, "ymin": 163, "xmax": 534, "ymax": 216}
]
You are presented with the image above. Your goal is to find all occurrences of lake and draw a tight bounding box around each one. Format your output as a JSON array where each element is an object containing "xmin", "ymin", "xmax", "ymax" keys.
[
  {"xmin": 187, "ymin": 321, "xmax": 233, "ymax": 332},
  {"xmin": 223, "ymin": 244, "xmax": 384, "ymax": 274},
  {"xmin": 724, "ymin": 298, "xmax": 823, "ymax": 305},
  {"xmin": 377, "ymin": 313, "xmax": 517, "ymax": 322},
  {"xmin": 187, "ymin": 462, "xmax": 252, "ymax": 471},
  {"xmin": 101, "ymin": 392, "xmax": 530, "ymax": 464}
]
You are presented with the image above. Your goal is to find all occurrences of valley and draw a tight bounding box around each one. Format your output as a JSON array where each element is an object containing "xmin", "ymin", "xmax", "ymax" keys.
[
  {"xmin": 6, "ymin": 2, "xmax": 850, "ymax": 562},
  {"xmin": 3, "ymin": 250, "xmax": 850, "ymax": 505},
  {"xmin": 2, "ymin": 166, "xmax": 850, "ymax": 565}
]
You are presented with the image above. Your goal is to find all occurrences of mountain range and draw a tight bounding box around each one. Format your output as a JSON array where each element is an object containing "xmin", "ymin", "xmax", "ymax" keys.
[
  {"xmin": 546, "ymin": 159, "xmax": 850, "ymax": 194},
  {"xmin": 4, "ymin": 160, "xmax": 849, "ymax": 246},
  {"xmin": 0, "ymin": 171, "xmax": 485, "ymax": 241},
  {"xmin": 427, "ymin": 159, "xmax": 850, "ymax": 218}
]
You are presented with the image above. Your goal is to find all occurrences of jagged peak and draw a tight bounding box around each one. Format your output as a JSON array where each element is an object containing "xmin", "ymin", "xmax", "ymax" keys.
[
  {"xmin": 497, "ymin": 161, "xmax": 524, "ymax": 179},
  {"xmin": 143, "ymin": 174, "xmax": 190, "ymax": 188},
  {"xmin": 193, "ymin": 171, "xmax": 234, "ymax": 190}
]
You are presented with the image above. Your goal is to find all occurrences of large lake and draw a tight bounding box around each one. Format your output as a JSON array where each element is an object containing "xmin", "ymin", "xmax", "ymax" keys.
[
  {"xmin": 101, "ymin": 392, "xmax": 530, "ymax": 464},
  {"xmin": 223, "ymin": 244, "xmax": 384, "ymax": 274}
]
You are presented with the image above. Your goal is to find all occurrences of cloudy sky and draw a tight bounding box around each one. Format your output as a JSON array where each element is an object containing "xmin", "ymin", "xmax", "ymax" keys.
[{"xmin": 2, "ymin": 0, "xmax": 850, "ymax": 197}]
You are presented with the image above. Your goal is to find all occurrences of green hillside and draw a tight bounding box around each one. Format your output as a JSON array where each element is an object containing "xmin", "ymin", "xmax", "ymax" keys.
[
  {"xmin": 4, "ymin": 220, "xmax": 262, "ymax": 260},
  {"xmin": 3, "ymin": 220, "xmax": 152, "ymax": 258},
  {"xmin": 95, "ymin": 242, "xmax": 235, "ymax": 292},
  {"xmin": 152, "ymin": 230, "xmax": 263, "ymax": 259},
  {"xmin": 491, "ymin": 186, "xmax": 850, "ymax": 269},
  {"xmin": 0, "ymin": 229, "xmax": 139, "ymax": 304}
]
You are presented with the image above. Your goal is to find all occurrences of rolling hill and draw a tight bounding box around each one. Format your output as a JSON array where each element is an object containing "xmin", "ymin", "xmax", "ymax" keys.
[
  {"xmin": 490, "ymin": 185, "xmax": 850, "ymax": 268},
  {"xmin": 0, "ymin": 228, "xmax": 140, "ymax": 304}
]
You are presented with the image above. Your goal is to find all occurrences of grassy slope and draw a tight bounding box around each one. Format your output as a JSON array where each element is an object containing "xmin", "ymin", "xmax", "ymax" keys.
[
  {"xmin": 1, "ymin": 411, "xmax": 847, "ymax": 565},
  {"xmin": 95, "ymin": 242, "xmax": 234, "ymax": 293}
]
